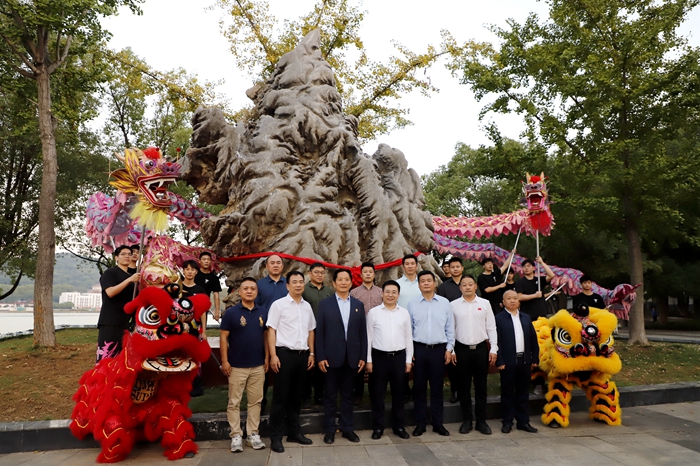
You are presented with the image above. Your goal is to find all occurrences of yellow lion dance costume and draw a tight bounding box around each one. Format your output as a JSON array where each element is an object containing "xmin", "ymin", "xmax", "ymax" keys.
[{"xmin": 533, "ymin": 304, "xmax": 622, "ymax": 427}]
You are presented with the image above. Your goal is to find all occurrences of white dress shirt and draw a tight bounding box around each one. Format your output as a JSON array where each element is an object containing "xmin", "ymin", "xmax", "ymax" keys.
[
  {"xmin": 366, "ymin": 303, "xmax": 413, "ymax": 363},
  {"xmin": 509, "ymin": 310, "xmax": 525, "ymax": 353},
  {"xmin": 267, "ymin": 294, "xmax": 316, "ymax": 350},
  {"xmin": 451, "ymin": 295, "xmax": 498, "ymax": 354}
]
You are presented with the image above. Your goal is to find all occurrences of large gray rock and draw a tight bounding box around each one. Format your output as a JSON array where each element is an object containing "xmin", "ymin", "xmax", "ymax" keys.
[{"xmin": 183, "ymin": 29, "xmax": 438, "ymax": 286}]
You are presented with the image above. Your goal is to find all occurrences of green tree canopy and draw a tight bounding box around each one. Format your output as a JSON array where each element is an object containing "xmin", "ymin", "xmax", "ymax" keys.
[{"xmin": 445, "ymin": 0, "xmax": 700, "ymax": 344}]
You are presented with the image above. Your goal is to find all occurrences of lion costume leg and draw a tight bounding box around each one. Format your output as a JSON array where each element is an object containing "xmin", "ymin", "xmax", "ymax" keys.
[
  {"xmin": 583, "ymin": 372, "xmax": 622, "ymax": 426},
  {"xmin": 541, "ymin": 376, "xmax": 575, "ymax": 427},
  {"xmin": 145, "ymin": 397, "xmax": 198, "ymax": 460}
]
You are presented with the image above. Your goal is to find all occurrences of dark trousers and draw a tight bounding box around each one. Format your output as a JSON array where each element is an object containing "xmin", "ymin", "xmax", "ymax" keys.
[
  {"xmin": 455, "ymin": 341, "xmax": 489, "ymax": 423},
  {"xmin": 447, "ymin": 362, "xmax": 459, "ymax": 396},
  {"xmin": 353, "ymin": 369, "xmax": 365, "ymax": 399},
  {"xmin": 96, "ymin": 325, "xmax": 124, "ymax": 362},
  {"xmin": 303, "ymin": 366, "xmax": 325, "ymax": 402},
  {"xmin": 324, "ymin": 361, "xmax": 357, "ymax": 434},
  {"xmin": 369, "ymin": 349, "xmax": 406, "ymax": 431},
  {"xmin": 270, "ymin": 347, "xmax": 308, "ymax": 440},
  {"xmin": 413, "ymin": 343, "xmax": 446, "ymax": 427},
  {"xmin": 500, "ymin": 356, "xmax": 531, "ymax": 426}
]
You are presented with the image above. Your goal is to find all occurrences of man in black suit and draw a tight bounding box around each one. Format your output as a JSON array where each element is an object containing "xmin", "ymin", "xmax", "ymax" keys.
[
  {"xmin": 316, "ymin": 269, "xmax": 367, "ymax": 444},
  {"xmin": 495, "ymin": 290, "xmax": 540, "ymax": 434}
]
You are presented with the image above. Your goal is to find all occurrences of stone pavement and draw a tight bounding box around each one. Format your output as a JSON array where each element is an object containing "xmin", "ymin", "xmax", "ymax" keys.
[
  {"xmin": 3, "ymin": 401, "xmax": 700, "ymax": 466},
  {"xmin": 616, "ymin": 329, "xmax": 700, "ymax": 344}
]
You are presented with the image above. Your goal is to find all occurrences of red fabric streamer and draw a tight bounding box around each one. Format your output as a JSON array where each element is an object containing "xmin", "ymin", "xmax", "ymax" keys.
[{"xmin": 218, "ymin": 251, "xmax": 425, "ymax": 287}]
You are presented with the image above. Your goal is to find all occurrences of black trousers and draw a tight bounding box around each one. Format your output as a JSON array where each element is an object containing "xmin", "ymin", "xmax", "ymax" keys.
[
  {"xmin": 96, "ymin": 325, "xmax": 124, "ymax": 362},
  {"xmin": 303, "ymin": 365, "xmax": 325, "ymax": 402},
  {"xmin": 447, "ymin": 362, "xmax": 459, "ymax": 396},
  {"xmin": 324, "ymin": 361, "xmax": 357, "ymax": 434},
  {"xmin": 500, "ymin": 356, "xmax": 531, "ymax": 426},
  {"xmin": 353, "ymin": 368, "xmax": 365, "ymax": 399},
  {"xmin": 270, "ymin": 347, "xmax": 308, "ymax": 440},
  {"xmin": 369, "ymin": 349, "xmax": 406, "ymax": 431},
  {"xmin": 413, "ymin": 343, "xmax": 446, "ymax": 427},
  {"xmin": 455, "ymin": 341, "xmax": 489, "ymax": 423}
]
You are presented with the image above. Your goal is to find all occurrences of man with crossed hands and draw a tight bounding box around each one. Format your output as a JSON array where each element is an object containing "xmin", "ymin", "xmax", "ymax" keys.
[{"xmin": 366, "ymin": 280, "xmax": 413, "ymax": 440}]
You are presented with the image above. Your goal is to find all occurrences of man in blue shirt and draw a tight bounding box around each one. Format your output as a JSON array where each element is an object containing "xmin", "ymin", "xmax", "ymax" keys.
[
  {"xmin": 256, "ymin": 254, "xmax": 288, "ymax": 312},
  {"xmin": 220, "ymin": 277, "xmax": 269, "ymax": 452},
  {"xmin": 407, "ymin": 270, "xmax": 455, "ymax": 437},
  {"xmin": 255, "ymin": 254, "xmax": 287, "ymax": 413}
]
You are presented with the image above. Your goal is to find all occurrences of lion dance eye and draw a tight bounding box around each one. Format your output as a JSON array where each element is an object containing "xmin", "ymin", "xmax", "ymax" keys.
[
  {"xmin": 139, "ymin": 305, "xmax": 160, "ymax": 327},
  {"xmin": 556, "ymin": 328, "xmax": 572, "ymax": 345}
]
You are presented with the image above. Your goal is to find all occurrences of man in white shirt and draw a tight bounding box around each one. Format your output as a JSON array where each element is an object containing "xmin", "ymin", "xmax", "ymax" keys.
[
  {"xmin": 366, "ymin": 280, "xmax": 413, "ymax": 440},
  {"xmin": 451, "ymin": 275, "xmax": 498, "ymax": 435},
  {"xmin": 495, "ymin": 290, "xmax": 540, "ymax": 434},
  {"xmin": 267, "ymin": 271, "xmax": 317, "ymax": 453}
]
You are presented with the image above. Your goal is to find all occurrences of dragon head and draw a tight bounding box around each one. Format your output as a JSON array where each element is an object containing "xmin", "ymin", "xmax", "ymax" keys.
[
  {"xmin": 535, "ymin": 306, "xmax": 621, "ymax": 378},
  {"xmin": 520, "ymin": 172, "xmax": 549, "ymax": 213},
  {"xmin": 123, "ymin": 286, "xmax": 211, "ymax": 373}
]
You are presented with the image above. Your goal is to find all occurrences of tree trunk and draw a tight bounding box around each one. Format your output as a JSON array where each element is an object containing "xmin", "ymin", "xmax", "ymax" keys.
[
  {"xmin": 657, "ymin": 297, "xmax": 669, "ymax": 325},
  {"xmin": 33, "ymin": 67, "xmax": 57, "ymax": 348},
  {"xmin": 623, "ymin": 199, "xmax": 649, "ymax": 346}
]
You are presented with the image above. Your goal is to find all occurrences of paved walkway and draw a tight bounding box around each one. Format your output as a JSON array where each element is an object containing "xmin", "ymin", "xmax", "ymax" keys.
[
  {"xmin": 616, "ymin": 329, "xmax": 700, "ymax": 344},
  {"xmin": 3, "ymin": 401, "xmax": 700, "ymax": 466}
]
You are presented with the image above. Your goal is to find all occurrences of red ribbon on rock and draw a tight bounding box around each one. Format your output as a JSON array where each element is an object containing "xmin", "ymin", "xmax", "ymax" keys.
[{"xmin": 218, "ymin": 251, "xmax": 424, "ymax": 287}]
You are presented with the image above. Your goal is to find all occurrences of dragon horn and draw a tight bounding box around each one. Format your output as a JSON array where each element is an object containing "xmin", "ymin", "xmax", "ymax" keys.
[
  {"xmin": 540, "ymin": 171, "xmax": 545, "ymax": 180},
  {"xmin": 525, "ymin": 172, "xmax": 531, "ymax": 183},
  {"xmin": 114, "ymin": 151, "xmax": 126, "ymax": 163}
]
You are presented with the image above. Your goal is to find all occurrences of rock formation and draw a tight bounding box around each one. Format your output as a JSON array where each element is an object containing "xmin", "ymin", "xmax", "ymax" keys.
[{"xmin": 183, "ymin": 29, "xmax": 438, "ymax": 286}]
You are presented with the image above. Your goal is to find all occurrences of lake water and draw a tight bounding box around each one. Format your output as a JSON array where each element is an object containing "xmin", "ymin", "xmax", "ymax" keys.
[{"xmin": 0, "ymin": 312, "xmax": 219, "ymax": 337}]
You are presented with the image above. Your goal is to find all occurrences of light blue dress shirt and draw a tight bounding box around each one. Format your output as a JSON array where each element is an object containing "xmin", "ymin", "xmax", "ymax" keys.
[
  {"xmin": 407, "ymin": 293, "xmax": 455, "ymax": 351},
  {"xmin": 397, "ymin": 275, "xmax": 421, "ymax": 308},
  {"xmin": 336, "ymin": 293, "xmax": 351, "ymax": 339}
]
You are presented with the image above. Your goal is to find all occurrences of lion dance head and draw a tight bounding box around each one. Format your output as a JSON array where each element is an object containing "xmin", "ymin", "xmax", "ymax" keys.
[
  {"xmin": 70, "ymin": 286, "xmax": 211, "ymax": 462},
  {"xmin": 533, "ymin": 305, "xmax": 622, "ymax": 427}
]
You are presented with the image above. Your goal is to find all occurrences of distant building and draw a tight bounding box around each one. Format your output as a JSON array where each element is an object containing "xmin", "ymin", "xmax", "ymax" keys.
[
  {"xmin": 59, "ymin": 285, "xmax": 102, "ymax": 309},
  {"xmin": 0, "ymin": 303, "xmax": 17, "ymax": 311}
]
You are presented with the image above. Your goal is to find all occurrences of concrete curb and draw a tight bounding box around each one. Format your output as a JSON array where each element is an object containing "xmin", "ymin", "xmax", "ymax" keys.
[{"xmin": 2, "ymin": 381, "xmax": 699, "ymax": 454}]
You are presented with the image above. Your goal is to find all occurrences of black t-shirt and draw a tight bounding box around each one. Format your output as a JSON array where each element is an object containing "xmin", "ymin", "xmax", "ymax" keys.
[
  {"xmin": 98, "ymin": 266, "xmax": 135, "ymax": 328},
  {"xmin": 514, "ymin": 276, "xmax": 549, "ymax": 320},
  {"xmin": 572, "ymin": 292, "xmax": 606, "ymax": 310},
  {"xmin": 127, "ymin": 267, "xmax": 137, "ymax": 274},
  {"xmin": 437, "ymin": 277, "xmax": 462, "ymax": 302},
  {"xmin": 220, "ymin": 302, "xmax": 268, "ymax": 368},
  {"xmin": 194, "ymin": 270, "xmax": 222, "ymax": 295},
  {"xmin": 478, "ymin": 269, "xmax": 504, "ymax": 312},
  {"xmin": 181, "ymin": 283, "xmax": 207, "ymax": 298}
]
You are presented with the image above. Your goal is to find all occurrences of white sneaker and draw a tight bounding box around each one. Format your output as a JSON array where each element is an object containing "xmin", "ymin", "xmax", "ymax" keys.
[
  {"xmin": 533, "ymin": 386, "xmax": 543, "ymax": 396},
  {"xmin": 230, "ymin": 434, "xmax": 243, "ymax": 452},
  {"xmin": 246, "ymin": 432, "xmax": 266, "ymax": 450}
]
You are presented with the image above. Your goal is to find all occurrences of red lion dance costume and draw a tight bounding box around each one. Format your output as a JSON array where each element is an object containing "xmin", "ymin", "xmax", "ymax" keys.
[{"xmin": 70, "ymin": 285, "xmax": 211, "ymax": 462}]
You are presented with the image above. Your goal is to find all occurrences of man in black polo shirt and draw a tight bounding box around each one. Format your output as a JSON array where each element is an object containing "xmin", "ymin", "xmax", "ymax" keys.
[
  {"xmin": 96, "ymin": 245, "xmax": 140, "ymax": 362},
  {"xmin": 220, "ymin": 277, "xmax": 269, "ymax": 452}
]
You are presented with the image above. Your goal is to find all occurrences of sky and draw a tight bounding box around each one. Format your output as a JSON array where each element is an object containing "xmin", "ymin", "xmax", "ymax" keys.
[{"xmin": 101, "ymin": 0, "xmax": 700, "ymax": 177}]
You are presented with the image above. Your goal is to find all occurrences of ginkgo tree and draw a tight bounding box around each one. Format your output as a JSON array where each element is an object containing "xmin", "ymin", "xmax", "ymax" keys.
[{"xmin": 211, "ymin": 0, "xmax": 452, "ymax": 141}]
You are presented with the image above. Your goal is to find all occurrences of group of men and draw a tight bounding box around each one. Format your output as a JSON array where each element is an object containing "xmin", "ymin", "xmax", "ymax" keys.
[
  {"xmin": 219, "ymin": 253, "xmax": 551, "ymax": 455},
  {"xmin": 98, "ymin": 245, "xmax": 604, "ymax": 455}
]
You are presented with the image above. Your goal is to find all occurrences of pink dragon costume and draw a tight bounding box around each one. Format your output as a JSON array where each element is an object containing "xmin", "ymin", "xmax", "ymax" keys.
[{"xmin": 432, "ymin": 173, "xmax": 637, "ymax": 318}]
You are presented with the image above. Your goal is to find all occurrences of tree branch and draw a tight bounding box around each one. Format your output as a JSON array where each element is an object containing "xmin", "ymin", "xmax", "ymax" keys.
[
  {"xmin": 234, "ymin": 0, "xmax": 275, "ymax": 67},
  {"xmin": 0, "ymin": 270, "xmax": 23, "ymax": 301},
  {"xmin": 0, "ymin": 32, "xmax": 39, "ymax": 75},
  {"xmin": 48, "ymin": 35, "xmax": 73, "ymax": 74},
  {"xmin": 10, "ymin": 9, "xmax": 38, "ymax": 58}
]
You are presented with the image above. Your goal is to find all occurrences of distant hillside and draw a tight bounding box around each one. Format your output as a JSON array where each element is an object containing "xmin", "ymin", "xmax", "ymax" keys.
[{"xmin": 0, "ymin": 253, "xmax": 102, "ymax": 302}]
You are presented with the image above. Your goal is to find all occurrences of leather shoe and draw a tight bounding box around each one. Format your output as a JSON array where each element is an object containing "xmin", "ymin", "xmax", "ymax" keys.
[
  {"xmin": 433, "ymin": 425, "xmax": 450, "ymax": 436},
  {"xmin": 271, "ymin": 439, "xmax": 285, "ymax": 453},
  {"xmin": 475, "ymin": 422, "xmax": 492, "ymax": 435},
  {"xmin": 287, "ymin": 434, "xmax": 313, "ymax": 445},
  {"xmin": 412, "ymin": 425, "xmax": 426, "ymax": 436},
  {"xmin": 501, "ymin": 424, "xmax": 512, "ymax": 434},
  {"xmin": 459, "ymin": 421, "xmax": 472, "ymax": 434},
  {"xmin": 342, "ymin": 431, "xmax": 360, "ymax": 443},
  {"xmin": 393, "ymin": 427, "xmax": 409, "ymax": 439},
  {"xmin": 371, "ymin": 430, "xmax": 383, "ymax": 440},
  {"xmin": 323, "ymin": 433, "xmax": 335, "ymax": 444},
  {"xmin": 517, "ymin": 423, "xmax": 538, "ymax": 433}
]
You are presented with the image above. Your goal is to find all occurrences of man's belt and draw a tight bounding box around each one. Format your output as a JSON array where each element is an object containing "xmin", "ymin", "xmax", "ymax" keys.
[
  {"xmin": 516, "ymin": 352, "xmax": 525, "ymax": 358},
  {"xmin": 456, "ymin": 340, "xmax": 487, "ymax": 350},
  {"xmin": 372, "ymin": 348, "xmax": 406, "ymax": 357},
  {"xmin": 413, "ymin": 341, "xmax": 446, "ymax": 349},
  {"xmin": 277, "ymin": 346, "xmax": 309, "ymax": 354}
]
